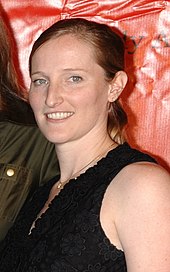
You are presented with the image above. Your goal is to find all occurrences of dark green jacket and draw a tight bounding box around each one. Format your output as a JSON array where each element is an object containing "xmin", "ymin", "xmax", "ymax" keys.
[{"xmin": 0, "ymin": 96, "xmax": 58, "ymax": 240}]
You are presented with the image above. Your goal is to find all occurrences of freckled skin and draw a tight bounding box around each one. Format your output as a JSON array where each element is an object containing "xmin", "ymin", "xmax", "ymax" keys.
[
  {"xmin": 29, "ymin": 35, "xmax": 110, "ymax": 145},
  {"xmin": 29, "ymin": 33, "xmax": 170, "ymax": 272}
]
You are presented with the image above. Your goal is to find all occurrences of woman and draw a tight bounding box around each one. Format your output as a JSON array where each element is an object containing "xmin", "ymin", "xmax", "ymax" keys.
[
  {"xmin": 0, "ymin": 18, "xmax": 170, "ymax": 271},
  {"xmin": 0, "ymin": 16, "xmax": 58, "ymax": 240}
]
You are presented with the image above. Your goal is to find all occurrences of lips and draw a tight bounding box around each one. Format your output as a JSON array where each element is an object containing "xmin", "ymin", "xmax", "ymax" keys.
[{"xmin": 46, "ymin": 112, "xmax": 74, "ymax": 120}]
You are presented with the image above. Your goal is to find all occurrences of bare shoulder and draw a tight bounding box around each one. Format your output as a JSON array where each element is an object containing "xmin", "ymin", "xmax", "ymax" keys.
[
  {"xmin": 112, "ymin": 161, "xmax": 170, "ymax": 196},
  {"xmin": 110, "ymin": 161, "xmax": 170, "ymax": 221},
  {"xmin": 109, "ymin": 162, "xmax": 170, "ymax": 271},
  {"xmin": 122, "ymin": 160, "xmax": 169, "ymax": 180}
]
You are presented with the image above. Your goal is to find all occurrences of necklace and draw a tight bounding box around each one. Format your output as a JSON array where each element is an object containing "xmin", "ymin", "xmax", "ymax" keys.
[
  {"xmin": 56, "ymin": 142, "xmax": 116, "ymax": 190},
  {"xmin": 28, "ymin": 141, "xmax": 116, "ymax": 235}
]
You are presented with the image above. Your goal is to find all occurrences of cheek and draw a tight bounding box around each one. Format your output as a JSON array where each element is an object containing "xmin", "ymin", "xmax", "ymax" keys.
[
  {"xmin": 90, "ymin": 87, "xmax": 108, "ymax": 109},
  {"xmin": 29, "ymin": 92, "xmax": 40, "ymax": 113}
]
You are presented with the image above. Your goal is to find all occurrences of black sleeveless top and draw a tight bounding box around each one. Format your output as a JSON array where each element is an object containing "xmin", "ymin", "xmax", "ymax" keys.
[{"xmin": 0, "ymin": 143, "xmax": 156, "ymax": 271}]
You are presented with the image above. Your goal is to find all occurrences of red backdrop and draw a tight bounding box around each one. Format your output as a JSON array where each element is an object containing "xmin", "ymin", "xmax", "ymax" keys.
[{"xmin": 1, "ymin": 0, "xmax": 170, "ymax": 171}]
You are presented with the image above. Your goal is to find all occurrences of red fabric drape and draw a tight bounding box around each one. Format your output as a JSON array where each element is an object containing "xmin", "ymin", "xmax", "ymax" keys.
[{"xmin": 1, "ymin": 0, "xmax": 170, "ymax": 170}]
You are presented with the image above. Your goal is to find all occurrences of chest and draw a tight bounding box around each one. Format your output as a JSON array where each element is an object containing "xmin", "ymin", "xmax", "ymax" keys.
[{"xmin": 25, "ymin": 182, "xmax": 126, "ymax": 271}]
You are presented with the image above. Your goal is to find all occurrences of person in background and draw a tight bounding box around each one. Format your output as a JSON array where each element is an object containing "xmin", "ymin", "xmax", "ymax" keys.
[
  {"xmin": 0, "ymin": 16, "xmax": 58, "ymax": 240},
  {"xmin": 0, "ymin": 18, "xmax": 170, "ymax": 271}
]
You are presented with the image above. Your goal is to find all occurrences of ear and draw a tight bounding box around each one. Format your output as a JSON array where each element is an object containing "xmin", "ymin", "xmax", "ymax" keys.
[{"xmin": 108, "ymin": 71, "xmax": 128, "ymax": 102}]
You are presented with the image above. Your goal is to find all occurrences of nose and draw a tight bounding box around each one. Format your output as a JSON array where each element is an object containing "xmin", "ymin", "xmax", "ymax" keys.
[{"xmin": 45, "ymin": 84, "xmax": 64, "ymax": 107}]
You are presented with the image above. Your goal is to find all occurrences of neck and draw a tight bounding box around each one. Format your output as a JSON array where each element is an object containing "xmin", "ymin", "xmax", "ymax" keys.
[{"xmin": 55, "ymin": 136, "xmax": 117, "ymax": 183}]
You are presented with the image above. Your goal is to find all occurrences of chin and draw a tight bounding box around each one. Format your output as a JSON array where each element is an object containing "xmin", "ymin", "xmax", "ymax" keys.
[{"xmin": 43, "ymin": 133, "xmax": 69, "ymax": 144}]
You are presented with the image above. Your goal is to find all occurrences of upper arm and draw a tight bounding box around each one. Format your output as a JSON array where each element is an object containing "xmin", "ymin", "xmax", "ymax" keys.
[{"xmin": 114, "ymin": 163, "xmax": 170, "ymax": 272}]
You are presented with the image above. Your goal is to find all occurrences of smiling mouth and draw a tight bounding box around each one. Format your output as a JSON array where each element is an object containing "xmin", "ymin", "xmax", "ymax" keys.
[{"xmin": 47, "ymin": 112, "xmax": 74, "ymax": 120}]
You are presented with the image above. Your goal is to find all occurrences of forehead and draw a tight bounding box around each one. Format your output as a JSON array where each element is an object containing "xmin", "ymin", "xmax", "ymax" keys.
[
  {"xmin": 30, "ymin": 34, "xmax": 101, "ymax": 74},
  {"xmin": 34, "ymin": 34, "xmax": 95, "ymax": 60}
]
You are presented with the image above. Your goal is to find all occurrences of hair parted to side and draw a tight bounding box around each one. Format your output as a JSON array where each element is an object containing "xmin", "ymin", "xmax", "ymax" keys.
[
  {"xmin": 0, "ymin": 17, "xmax": 26, "ymax": 111},
  {"xmin": 29, "ymin": 18, "xmax": 128, "ymax": 144}
]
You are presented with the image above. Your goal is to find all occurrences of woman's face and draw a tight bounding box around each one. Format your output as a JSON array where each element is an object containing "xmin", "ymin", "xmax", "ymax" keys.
[{"xmin": 29, "ymin": 34, "xmax": 111, "ymax": 145}]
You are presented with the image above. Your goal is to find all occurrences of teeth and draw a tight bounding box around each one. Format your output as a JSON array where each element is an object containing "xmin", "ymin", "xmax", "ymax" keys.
[{"xmin": 47, "ymin": 112, "xmax": 73, "ymax": 120}]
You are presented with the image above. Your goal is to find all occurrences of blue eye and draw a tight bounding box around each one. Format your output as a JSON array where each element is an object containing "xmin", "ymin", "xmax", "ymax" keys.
[
  {"xmin": 32, "ymin": 78, "xmax": 48, "ymax": 86},
  {"xmin": 70, "ymin": 76, "xmax": 82, "ymax": 83}
]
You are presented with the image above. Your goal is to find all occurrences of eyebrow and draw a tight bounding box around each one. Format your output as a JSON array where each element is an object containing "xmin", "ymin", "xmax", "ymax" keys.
[
  {"xmin": 62, "ymin": 68, "xmax": 88, "ymax": 72},
  {"xmin": 31, "ymin": 68, "xmax": 88, "ymax": 76},
  {"xmin": 31, "ymin": 71, "xmax": 52, "ymax": 79},
  {"xmin": 31, "ymin": 71, "xmax": 45, "ymax": 76}
]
